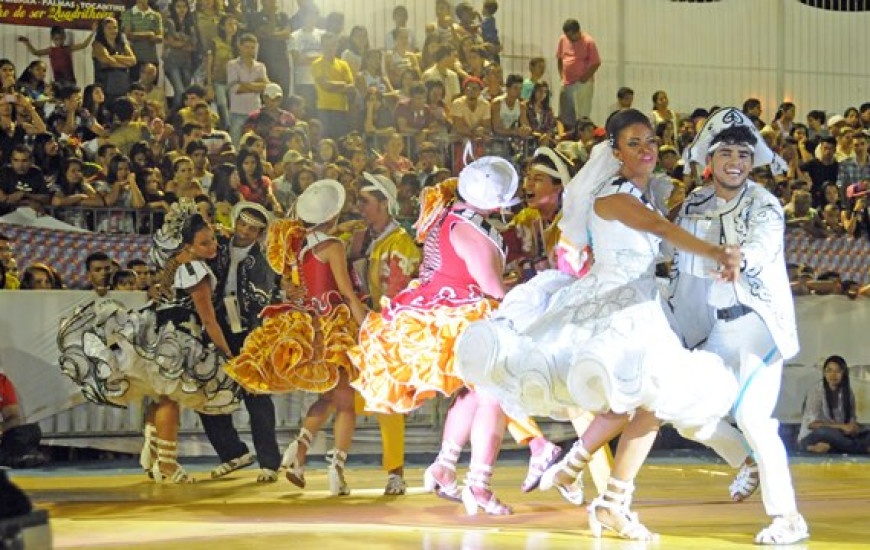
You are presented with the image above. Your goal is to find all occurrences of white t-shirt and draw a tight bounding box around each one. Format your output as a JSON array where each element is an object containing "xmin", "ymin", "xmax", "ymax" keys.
[{"xmin": 290, "ymin": 28, "xmax": 325, "ymax": 85}]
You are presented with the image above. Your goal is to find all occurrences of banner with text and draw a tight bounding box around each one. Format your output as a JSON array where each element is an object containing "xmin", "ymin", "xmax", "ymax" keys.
[{"xmin": 0, "ymin": 1, "xmax": 126, "ymax": 30}]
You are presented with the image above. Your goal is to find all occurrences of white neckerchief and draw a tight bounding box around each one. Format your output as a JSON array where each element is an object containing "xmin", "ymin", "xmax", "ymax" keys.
[{"xmin": 224, "ymin": 242, "xmax": 254, "ymax": 297}]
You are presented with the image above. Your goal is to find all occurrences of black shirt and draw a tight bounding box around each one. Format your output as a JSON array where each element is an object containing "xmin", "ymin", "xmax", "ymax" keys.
[
  {"xmin": 800, "ymin": 159, "xmax": 840, "ymax": 208},
  {"xmin": 0, "ymin": 164, "xmax": 47, "ymax": 215}
]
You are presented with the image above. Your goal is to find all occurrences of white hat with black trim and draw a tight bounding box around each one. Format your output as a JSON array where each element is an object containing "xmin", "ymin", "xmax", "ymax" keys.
[
  {"xmin": 231, "ymin": 201, "xmax": 273, "ymax": 230},
  {"xmin": 362, "ymin": 172, "xmax": 399, "ymax": 216}
]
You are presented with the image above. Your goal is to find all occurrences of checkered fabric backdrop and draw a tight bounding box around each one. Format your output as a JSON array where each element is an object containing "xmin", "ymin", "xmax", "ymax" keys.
[{"xmin": 3, "ymin": 225, "xmax": 152, "ymax": 289}]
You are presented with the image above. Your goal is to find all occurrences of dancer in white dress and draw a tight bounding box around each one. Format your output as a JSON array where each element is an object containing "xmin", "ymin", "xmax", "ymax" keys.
[{"xmin": 456, "ymin": 109, "xmax": 741, "ymax": 540}]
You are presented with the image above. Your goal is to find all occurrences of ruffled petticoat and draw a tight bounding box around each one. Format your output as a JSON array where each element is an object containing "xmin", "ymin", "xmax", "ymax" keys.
[
  {"xmin": 224, "ymin": 302, "xmax": 359, "ymax": 394},
  {"xmin": 456, "ymin": 270, "xmax": 738, "ymax": 431},
  {"xmin": 57, "ymin": 300, "xmax": 239, "ymax": 414},
  {"xmin": 349, "ymin": 282, "xmax": 496, "ymax": 414}
]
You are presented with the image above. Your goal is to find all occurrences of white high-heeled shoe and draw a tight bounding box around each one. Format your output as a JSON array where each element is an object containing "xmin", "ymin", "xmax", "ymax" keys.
[
  {"xmin": 422, "ymin": 440, "xmax": 462, "ymax": 502},
  {"xmin": 587, "ymin": 478, "xmax": 656, "ymax": 541},
  {"xmin": 151, "ymin": 438, "xmax": 195, "ymax": 484},
  {"xmin": 282, "ymin": 427, "xmax": 312, "ymax": 488},
  {"xmin": 460, "ymin": 463, "xmax": 512, "ymax": 516},
  {"xmin": 539, "ymin": 440, "xmax": 589, "ymax": 506},
  {"xmin": 326, "ymin": 448, "xmax": 350, "ymax": 496}
]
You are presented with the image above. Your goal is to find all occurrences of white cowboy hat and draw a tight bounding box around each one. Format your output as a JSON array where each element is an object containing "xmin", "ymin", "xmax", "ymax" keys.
[
  {"xmin": 457, "ymin": 156, "xmax": 521, "ymax": 210},
  {"xmin": 230, "ymin": 201, "xmax": 273, "ymax": 230},
  {"xmin": 294, "ymin": 179, "xmax": 346, "ymax": 225},
  {"xmin": 362, "ymin": 172, "xmax": 399, "ymax": 216}
]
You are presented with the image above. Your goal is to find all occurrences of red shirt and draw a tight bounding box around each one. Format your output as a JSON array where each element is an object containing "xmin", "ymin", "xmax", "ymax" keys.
[
  {"xmin": 0, "ymin": 374, "xmax": 18, "ymax": 408},
  {"xmin": 556, "ymin": 32, "xmax": 600, "ymax": 86},
  {"xmin": 239, "ymin": 175, "xmax": 274, "ymax": 206},
  {"xmin": 49, "ymin": 46, "xmax": 76, "ymax": 84}
]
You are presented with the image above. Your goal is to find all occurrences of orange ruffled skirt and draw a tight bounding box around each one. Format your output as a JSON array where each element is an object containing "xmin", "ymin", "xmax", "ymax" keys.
[
  {"xmin": 225, "ymin": 304, "xmax": 359, "ymax": 394},
  {"xmin": 349, "ymin": 298, "xmax": 496, "ymax": 414}
]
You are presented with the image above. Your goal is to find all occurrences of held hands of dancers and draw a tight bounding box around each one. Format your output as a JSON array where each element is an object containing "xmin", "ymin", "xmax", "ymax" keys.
[{"xmin": 713, "ymin": 244, "xmax": 742, "ymax": 282}]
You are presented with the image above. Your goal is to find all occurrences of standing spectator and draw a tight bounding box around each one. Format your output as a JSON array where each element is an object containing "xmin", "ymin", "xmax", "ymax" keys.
[
  {"xmin": 742, "ymin": 98, "xmax": 764, "ymax": 126},
  {"xmin": 312, "ymin": 33, "xmax": 355, "ymax": 140},
  {"xmin": 92, "ymin": 16, "xmax": 137, "ymax": 106},
  {"xmin": 520, "ymin": 57, "xmax": 546, "ymax": 101},
  {"xmin": 385, "ymin": 28, "xmax": 420, "ymax": 90},
  {"xmin": 0, "ymin": 145, "xmax": 50, "ymax": 215},
  {"xmin": 801, "ymin": 137, "xmax": 839, "ymax": 208},
  {"xmin": 771, "ymin": 102, "xmax": 796, "ymax": 140},
  {"xmin": 481, "ymin": 62, "xmax": 504, "ymax": 101},
  {"xmin": 342, "ymin": 26, "xmax": 370, "ymax": 74},
  {"xmin": 163, "ymin": 0, "xmax": 199, "ymax": 109},
  {"xmin": 0, "ymin": 372, "xmax": 46, "ymax": 468},
  {"xmin": 289, "ymin": 9, "xmax": 324, "ymax": 113},
  {"xmin": 799, "ymin": 355, "xmax": 870, "ymax": 455},
  {"xmin": 650, "ymin": 90, "xmax": 679, "ymax": 129},
  {"xmin": 422, "ymin": 45, "xmax": 461, "ymax": 104},
  {"xmin": 480, "ymin": 0, "xmax": 501, "ymax": 63},
  {"xmin": 384, "ymin": 5, "xmax": 416, "ymax": 51},
  {"xmin": 121, "ymin": 0, "xmax": 163, "ymax": 82},
  {"xmin": 18, "ymin": 25, "xmax": 96, "ymax": 86},
  {"xmin": 556, "ymin": 18, "xmax": 600, "ymax": 126},
  {"xmin": 227, "ymin": 33, "xmax": 269, "ymax": 145},
  {"xmin": 193, "ymin": 0, "xmax": 222, "ymax": 57},
  {"xmin": 242, "ymin": 83, "xmax": 296, "ymax": 165},
  {"xmin": 248, "ymin": 0, "xmax": 292, "ymax": 98},
  {"xmin": 208, "ymin": 14, "xmax": 239, "ymax": 129}
]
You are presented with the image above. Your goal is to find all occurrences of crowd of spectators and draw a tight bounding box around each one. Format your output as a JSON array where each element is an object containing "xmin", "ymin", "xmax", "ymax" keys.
[{"xmin": 0, "ymin": 0, "xmax": 869, "ymax": 297}]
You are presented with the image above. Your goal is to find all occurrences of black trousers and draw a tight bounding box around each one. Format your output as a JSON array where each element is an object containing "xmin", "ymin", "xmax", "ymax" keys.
[
  {"xmin": 198, "ymin": 391, "xmax": 281, "ymax": 470},
  {"xmin": 198, "ymin": 321, "xmax": 281, "ymax": 470},
  {"xmin": 0, "ymin": 424, "xmax": 41, "ymax": 466}
]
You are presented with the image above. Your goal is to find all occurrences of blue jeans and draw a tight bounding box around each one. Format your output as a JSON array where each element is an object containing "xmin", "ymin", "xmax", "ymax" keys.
[
  {"xmin": 164, "ymin": 65, "xmax": 193, "ymax": 109},
  {"xmin": 229, "ymin": 113, "xmax": 248, "ymax": 146},
  {"xmin": 800, "ymin": 426, "xmax": 870, "ymax": 454},
  {"xmin": 213, "ymin": 82, "xmax": 229, "ymax": 130}
]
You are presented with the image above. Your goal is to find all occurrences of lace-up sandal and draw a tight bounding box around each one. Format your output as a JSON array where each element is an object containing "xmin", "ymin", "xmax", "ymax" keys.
[
  {"xmin": 755, "ymin": 513, "xmax": 809, "ymax": 545},
  {"xmin": 460, "ymin": 463, "xmax": 512, "ymax": 516},
  {"xmin": 383, "ymin": 473, "xmax": 407, "ymax": 495},
  {"xmin": 210, "ymin": 452, "xmax": 255, "ymax": 479},
  {"xmin": 730, "ymin": 461, "xmax": 760, "ymax": 502},
  {"xmin": 522, "ymin": 441, "xmax": 562, "ymax": 493},
  {"xmin": 326, "ymin": 448, "xmax": 350, "ymax": 496},
  {"xmin": 423, "ymin": 440, "xmax": 462, "ymax": 502},
  {"xmin": 282, "ymin": 427, "xmax": 312, "ymax": 488},
  {"xmin": 587, "ymin": 477, "xmax": 656, "ymax": 541},
  {"xmin": 151, "ymin": 438, "xmax": 195, "ymax": 484},
  {"xmin": 257, "ymin": 468, "xmax": 278, "ymax": 483},
  {"xmin": 539, "ymin": 440, "xmax": 590, "ymax": 505},
  {"xmin": 140, "ymin": 424, "xmax": 157, "ymax": 478}
]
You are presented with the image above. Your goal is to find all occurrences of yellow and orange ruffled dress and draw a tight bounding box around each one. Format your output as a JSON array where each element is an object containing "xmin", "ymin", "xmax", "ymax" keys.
[
  {"xmin": 224, "ymin": 220, "xmax": 359, "ymax": 394},
  {"xmin": 349, "ymin": 184, "xmax": 506, "ymax": 413}
]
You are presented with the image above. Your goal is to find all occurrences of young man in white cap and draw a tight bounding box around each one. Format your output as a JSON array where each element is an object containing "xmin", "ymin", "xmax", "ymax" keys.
[
  {"xmin": 669, "ymin": 107, "xmax": 809, "ymax": 545},
  {"xmin": 348, "ymin": 172, "xmax": 422, "ymax": 495},
  {"xmin": 201, "ymin": 201, "xmax": 282, "ymax": 482}
]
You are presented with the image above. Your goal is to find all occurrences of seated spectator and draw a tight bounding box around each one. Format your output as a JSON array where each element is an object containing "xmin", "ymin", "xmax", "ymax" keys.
[
  {"xmin": 807, "ymin": 270, "xmax": 844, "ymax": 295},
  {"xmin": 239, "ymin": 132, "xmax": 276, "ymax": 176},
  {"xmin": 186, "ymin": 140, "xmax": 212, "ymax": 192},
  {"xmin": 799, "ymin": 355, "xmax": 870, "ymax": 455},
  {"xmin": 111, "ymin": 268, "xmax": 138, "ymax": 290},
  {"xmin": 0, "ymin": 145, "xmax": 50, "ymax": 215},
  {"xmin": 527, "ymin": 81, "xmax": 559, "ymax": 147},
  {"xmin": 107, "ymin": 97, "xmax": 150, "ymax": 156},
  {"xmin": 47, "ymin": 84, "xmax": 103, "ymax": 140},
  {"xmin": 823, "ymin": 203, "xmax": 846, "ymax": 235},
  {"xmin": 0, "ymin": 94, "xmax": 46, "ymax": 166},
  {"xmin": 376, "ymin": 133, "xmax": 413, "ymax": 177},
  {"xmin": 314, "ymin": 139, "xmax": 342, "ymax": 174},
  {"xmin": 363, "ymin": 88, "xmax": 397, "ymax": 138},
  {"xmin": 451, "ymin": 76, "xmax": 490, "ymax": 139},
  {"xmin": 96, "ymin": 154, "xmax": 146, "ymax": 233},
  {"xmin": 0, "ymin": 371, "xmax": 46, "ymax": 468},
  {"xmin": 657, "ymin": 145, "xmax": 685, "ymax": 183},
  {"xmin": 785, "ymin": 189, "xmax": 827, "ymax": 237},
  {"xmin": 491, "ymin": 73, "xmax": 532, "ymax": 139},
  {"xmin": 209, "ymin": 162, "xmax": 242, "ymax": 228},
  {"xmin": 414, "ymin": 141, "xmax": 442, "ymax": 187},
  {"xmin": 32, "ymin": 133, "xmax": 63, "ymax": 188},
  {"xmin": 385, "ymin": 28, "xmax": 420, "ymax": 89},
  {"xmin": 236, "ymin": 147, "xmax": 281, "ymax": 214},
  {"xmin": 84, "ymin": 251, "xmax": 113, "ymax": 294},
  {"xmin": 19, "ymin": 263, "xmax": 63, "ymax": 290},
  {"xmin": 164, "ymin": 156, "xmax": 204, "ymax": 201},
  {"xmin": 291, "ymin": 165, "xmax": 317, "ymax": 197},
  {"xmin": 242, "ymin": 83, "xmax": 296, "ymax": 165},
  {"xmin": 424, "ymin": 79, "xmax": 451, "ymax": 136},
  {"xmin": 801, "ymin": 136, "xmax": 839, "ymax": 208},
  {"xmin": 126, "ymin": 258, "xmax": 151, "ymax": 291},
  {"xmin": 139, "ymin": 62, "xmax": 167, "ymax": 115},
  {"xmin": 51, "ymin": 158, "xmax": 102, "ymax": 229},
  {"xmin": 0, "ymin": 233, "xmax": 18, "ymax": 290}
]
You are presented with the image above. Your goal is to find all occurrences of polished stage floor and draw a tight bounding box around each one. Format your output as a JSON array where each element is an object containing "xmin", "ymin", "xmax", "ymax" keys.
[{"xmin": 9, "ymin": 456, "xmax": 870, "ymax": 549}]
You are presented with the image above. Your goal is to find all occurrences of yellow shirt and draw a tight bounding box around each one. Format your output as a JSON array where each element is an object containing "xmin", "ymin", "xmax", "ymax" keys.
[
  {"xmin": 367, "ymin": 224, "xmax": 421, "ymax": 307},
  {"xmin": 311, "ymin": 56, "xmax": 354, "ymax": 111},
  {"xmin": 510, "ymin": 207, "xmax": 563, "ymax": 258}
]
